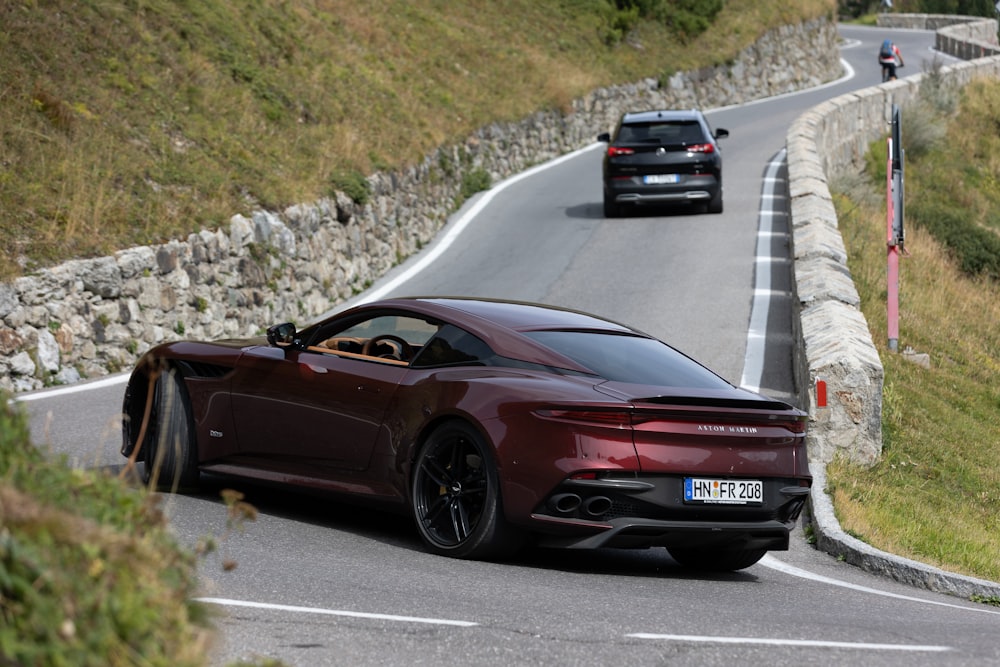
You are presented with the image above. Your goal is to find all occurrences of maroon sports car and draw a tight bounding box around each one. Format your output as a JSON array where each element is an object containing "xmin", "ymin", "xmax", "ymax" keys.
[{"xmin": 121, "ymin": 297, "xmax": 810, "ymax": 571}]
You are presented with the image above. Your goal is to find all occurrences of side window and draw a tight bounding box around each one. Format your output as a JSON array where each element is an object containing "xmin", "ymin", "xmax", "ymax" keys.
[
  {"xmin": 310, "ymin": 314, "xmax": 439, "ymax": 363},
  {"xmin": 411, "ymin": 324, "xmax": 493, "ymax": 368}
]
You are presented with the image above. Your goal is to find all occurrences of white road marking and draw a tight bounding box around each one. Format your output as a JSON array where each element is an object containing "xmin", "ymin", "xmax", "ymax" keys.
[
  {"xmin": 626, "ymin": 633, "xmax": 951, "ymax": 652},
  {"xmin": 196, "ymin": 597, "xmax": 478, "ymax": 627},
  {"xmin": 759, "ymin": 555, "xmax": 1000, "ymax": 615},
  {"xmin": 14, "ymin": 373, "xmax": 128, "ymax": 402},
  {"xmin": 739, "ymin": 149, "xmax": 786, "ymax": 393}
]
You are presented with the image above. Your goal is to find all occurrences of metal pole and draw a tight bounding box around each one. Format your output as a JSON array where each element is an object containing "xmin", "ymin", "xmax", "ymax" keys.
[{"xmin": 887, "ymin": 137, "xmax": 899, "ymax": 352}]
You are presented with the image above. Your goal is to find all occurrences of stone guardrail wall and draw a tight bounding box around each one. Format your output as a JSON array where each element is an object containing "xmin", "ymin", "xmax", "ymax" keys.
[
  {"xmin": 0, "ymin": 17, "xmax": 841, "ymax": 394},
  {"xmin": 879, "ymin": 12, "xmax": 1000, "ymax": 58},
  {"xmin": 789, "ymin": 15, "xmax": 1000, "ymax": 468},
  {"xmin": 791, "ymin": 15, "xmax": 1000, "ymax": 596}
]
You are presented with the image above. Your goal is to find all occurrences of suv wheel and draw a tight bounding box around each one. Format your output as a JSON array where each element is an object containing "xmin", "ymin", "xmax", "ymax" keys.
[
  {"xmin": 603, "ymin": 194, "xmax": 620, "ymax": 218},
  {"xmin": 707, "ymin": 188, "xmax": 723, "ymax": 214}
]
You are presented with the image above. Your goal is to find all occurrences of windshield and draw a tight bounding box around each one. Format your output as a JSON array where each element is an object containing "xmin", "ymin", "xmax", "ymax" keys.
[{"xmin": 523, "ymin": 331, "xmax": 731, "ymax": 388}]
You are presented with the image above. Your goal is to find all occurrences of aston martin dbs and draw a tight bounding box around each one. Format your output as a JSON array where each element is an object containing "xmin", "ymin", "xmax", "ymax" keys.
[{"xmin": 121, "ymin": 297, "xmax": 810, "ymax": 571}]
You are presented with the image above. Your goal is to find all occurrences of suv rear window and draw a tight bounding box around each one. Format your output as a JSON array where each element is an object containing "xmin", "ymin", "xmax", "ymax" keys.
[
  {"xmin": 523, "ymin": 330, "xmax": 730, "ymax": 388},
  {"xmin": 616, "ymin": 121, "xmax": 705, "ymax": 145}
]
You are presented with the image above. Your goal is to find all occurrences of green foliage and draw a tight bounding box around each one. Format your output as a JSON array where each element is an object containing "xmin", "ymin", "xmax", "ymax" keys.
[
  {"xmin": 0, "ymin": 395, "xmax": 211, "ymax": 666},
  {"xmin": 461, "ymin": 168, "xmax": 492, "ymax": 200},
  {"xmin": 0, "ymin": 398, "xmax": 37, "ymax": 474},
  {"xmin": 330, "ymin": 169, "xmax": 372, "ymax": 206},
  {"xmin": 917, "ymin": 0, "xmax": 996, "ymax": 16},
  {"xmin": 908, "ymin": 199, "xmax": 1000, "ymax": 278},
  {"xmin": 970, "ymin": 594, "xmax": 1000, "ymax": 607},
  {"xmin": 839, "ymin": 0, "xmax": 996, "ymax": 17},
  {"xmin": 612, "ymin": 0, "xmax": 724, "ymax": 40}
]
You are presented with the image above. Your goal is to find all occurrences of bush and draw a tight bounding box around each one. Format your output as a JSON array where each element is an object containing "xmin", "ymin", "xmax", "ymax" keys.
[
  {"xmin": 461, "ymin": 168, "xmax": 492, "ymax": 200},
  {"xmin": 0, "ymin": 395, "xmax": 213, "ymax": 667},
  {"xmin": 614, "ymin": 0, "xmax": 724, "ymax": 40},
  {"xmin": 329, "ymin": 168, "xmax": 371, "ymax": 206},
  {"xmin": 908, "ymin": 199, "xmax": 1000, "ymax": 280}
]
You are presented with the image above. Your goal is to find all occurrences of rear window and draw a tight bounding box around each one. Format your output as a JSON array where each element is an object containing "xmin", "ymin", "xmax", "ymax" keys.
[
  {"xmin": 615, "ymin": 121, "xmax": 705, "ymax": 145},
  {"xmin": 523, "ymin": 331, "xmax": 731, "ymax": 388}
]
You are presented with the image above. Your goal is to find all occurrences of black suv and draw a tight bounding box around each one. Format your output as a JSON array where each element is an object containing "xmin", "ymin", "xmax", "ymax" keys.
[{"xmin": 598, "ymin": 109, "xmax": 728, "ymax": 217}]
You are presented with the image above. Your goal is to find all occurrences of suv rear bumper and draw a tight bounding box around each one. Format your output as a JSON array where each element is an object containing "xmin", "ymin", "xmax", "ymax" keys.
[
  {"xmin": 605, "ymin": 174, "xmax": 721, "ymax": 206},
  {"xmin": 615, "ymin": 190, "xmax": 712, "ymax": 204}
]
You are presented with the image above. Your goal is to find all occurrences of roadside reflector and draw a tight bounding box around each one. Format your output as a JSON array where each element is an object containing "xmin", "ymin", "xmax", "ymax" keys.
[{"xmin": 816, "ymin": 378, "xmax": 827, "ymax": 408}]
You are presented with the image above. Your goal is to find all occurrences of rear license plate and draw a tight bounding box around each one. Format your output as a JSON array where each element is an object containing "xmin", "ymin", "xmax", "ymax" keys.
[
  {"xmin": 643, "ymin": 174, "xmax": 680, "ymax": 184},
  {"xmin": 684, "ymin": 478, "xmax": 763, "ymax": 505}
]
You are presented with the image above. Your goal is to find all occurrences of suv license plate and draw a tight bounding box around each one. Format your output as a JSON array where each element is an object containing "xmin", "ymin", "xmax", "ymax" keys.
[
  {"xmin": 684, "ymin": 478, "xmax": 763, "ymax": 505},
  {"xmin": 644, "ymin": 174, "xmax": 680, "ymax": 184}
]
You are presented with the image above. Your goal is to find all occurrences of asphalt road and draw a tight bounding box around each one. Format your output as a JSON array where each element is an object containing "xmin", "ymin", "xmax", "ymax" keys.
[{"xmin": 18, "ymin": 24, "xmax": 1000, "ymax": 667}]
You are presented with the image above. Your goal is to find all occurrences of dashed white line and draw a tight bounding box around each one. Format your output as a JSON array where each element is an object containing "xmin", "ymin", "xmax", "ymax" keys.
[
  {"xmin": 626, "ymin": 633, "xmax": 952, "ymax": 652},
  {"xmin": 196, "ymin": 597, "xmax": 478, "ymax": 627}
]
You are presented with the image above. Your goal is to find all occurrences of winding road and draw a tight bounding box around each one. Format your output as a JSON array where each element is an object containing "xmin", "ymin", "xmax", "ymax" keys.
[{"xmin": 19, "ymin": 24, "xmax": 1000, "ymax": 666}]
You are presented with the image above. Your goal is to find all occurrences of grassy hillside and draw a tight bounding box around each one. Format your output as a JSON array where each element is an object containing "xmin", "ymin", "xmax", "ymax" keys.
[
  {"xmin": 828, "ymin": 77, "xmax": 1000, "ymax": 585},
  {"xmin": 0, "ymin": 0, "xmax": 832, "ymax": 279}
]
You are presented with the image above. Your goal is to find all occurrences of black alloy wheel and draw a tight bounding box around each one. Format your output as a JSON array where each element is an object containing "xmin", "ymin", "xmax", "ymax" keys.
[{"xmin": 411, "ymin": 421, "xmax": 522, "ymax": 560}]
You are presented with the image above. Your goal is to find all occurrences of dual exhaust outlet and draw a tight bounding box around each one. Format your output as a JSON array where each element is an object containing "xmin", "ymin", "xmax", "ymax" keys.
[{"xmin": 548, "ymin": 493, "xmax": 613, "ymax": 519}]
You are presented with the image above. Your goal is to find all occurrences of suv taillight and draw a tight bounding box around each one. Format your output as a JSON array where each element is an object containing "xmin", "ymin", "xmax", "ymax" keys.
[
  {"xmin": 687, "ymin": 143, "xmax": 715, "ymax": 154},
  {"xmin": 608, "ymin": 146, "xmax": 634, "ymax": 157}
]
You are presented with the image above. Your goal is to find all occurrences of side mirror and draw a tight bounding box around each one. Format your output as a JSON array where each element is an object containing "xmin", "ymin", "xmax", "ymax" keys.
[
  {"xmin": 715, "ymin": 128, "xmax": 729, "ymax": 140},
  {"xmin": 267, "ymin": 322, "xmax": 298, "ymax": 348},
  {"xmin": 597, "ymin": 132, "xmax": 611, "ymax": 143}
]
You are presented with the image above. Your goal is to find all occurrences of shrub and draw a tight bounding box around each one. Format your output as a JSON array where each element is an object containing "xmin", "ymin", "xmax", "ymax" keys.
[
  {"xmin": 330, "ymin": 169, "xmax": 372, "ymax": 206},
  {"xmin": 0, "ymin": 395, "xmax": 213, "ymax": 666},
  {"xmin": 461, "ymin": 168, "xmax": 492, "ymax": 200}
]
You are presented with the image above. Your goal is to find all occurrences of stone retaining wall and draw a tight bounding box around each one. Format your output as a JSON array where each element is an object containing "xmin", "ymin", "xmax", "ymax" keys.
[
  {"xmin": 788, "ymin": 15, "xmax": 1000, "ymax": 466},
  {"xmin": 0, "ymin": 17, "xmax": 841, "ymax": 393}
]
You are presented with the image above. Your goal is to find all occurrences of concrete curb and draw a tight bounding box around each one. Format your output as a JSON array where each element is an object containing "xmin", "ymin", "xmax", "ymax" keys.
[{"xmin": 809, "ymin": 464, "xmax": 1000, "ymax": 599}]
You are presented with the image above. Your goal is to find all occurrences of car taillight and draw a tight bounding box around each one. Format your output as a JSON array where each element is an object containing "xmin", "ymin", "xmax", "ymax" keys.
[
  {"xmin": 608, "ymin": 146, "xmax": 634, "ymax": 157},
  {"xmin": 535, "ymin": 409, "xmax": 632, "ymax": 429},
  {"xmin": 786, "ymin": 418, "xmax": 808, "ymax": 434},
  {"xmin": 687, "ymin": 143, "xmax": 715, "ymax": 154}
]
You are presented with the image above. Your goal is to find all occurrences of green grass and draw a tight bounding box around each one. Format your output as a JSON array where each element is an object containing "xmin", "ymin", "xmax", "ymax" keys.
[
  {"xmin": 0, "ymin": 0, "xmax": 833, "ymax": 279},
  {"xmin": 828, "ymin": 78, "xmax": 1000, "ymax": 583}
]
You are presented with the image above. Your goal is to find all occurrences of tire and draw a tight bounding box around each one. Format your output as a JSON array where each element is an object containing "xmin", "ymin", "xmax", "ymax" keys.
[
  {"xmin": 603, "ymin": 193, "xmax": 620, "ymax": 218},
  {"xmin": 411, "ymin": 421, "xmax": 523, "ymax": 560},
  {"xmin": 667, "ymin": 546, "xmax": 767, "ymax": 571},
  {"xmin": 142, "ymin": 367, "xmax": 200, "ymax": 491},
  {"xmin": 707, "ymin": 188, "xmax": 723, "ymax": 214}
]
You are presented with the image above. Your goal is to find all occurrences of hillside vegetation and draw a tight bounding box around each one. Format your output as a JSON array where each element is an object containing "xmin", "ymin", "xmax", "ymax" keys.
[
  {"xmin": 829, "ymin": 76, "xmax": 1000, "ymax": 584},
  {"xmin": 0, "ymin": 0, "xmax": 832, "ymax": 279}
]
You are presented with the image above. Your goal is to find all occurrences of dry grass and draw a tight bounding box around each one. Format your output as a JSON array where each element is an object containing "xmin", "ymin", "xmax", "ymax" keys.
[
  {"xmin": 0, "ymin": 0, "xmax": 834, "ymax": 278},
  {"xmin": 828, "ymin": 81, "xmax": 1000, "ymax": 581}
]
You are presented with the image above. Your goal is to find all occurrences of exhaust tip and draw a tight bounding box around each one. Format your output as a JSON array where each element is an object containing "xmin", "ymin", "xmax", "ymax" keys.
[
  {"xmin": 548, "ymin": 493, "xmax": 582, "ymax": 514},
  {"xmin": 582, "ymin": 496, "xmax": 613, "ymax": 518}
]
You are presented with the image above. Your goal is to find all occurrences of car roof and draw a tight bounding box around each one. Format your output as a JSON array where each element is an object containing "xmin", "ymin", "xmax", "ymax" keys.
[
  {"xmin": 620, "ymin": 109, "xmax": 703, "ymax": 124},
  {"xmin": 344, "ymin": 297, "xmax": 642, "ymax": 372},
  {"xmin": 412, "ymin": 297, "xmax": 636, "ymax": 333}
]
